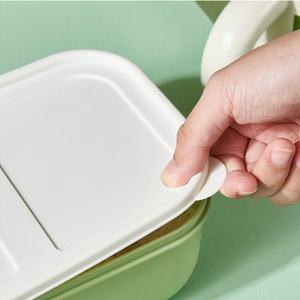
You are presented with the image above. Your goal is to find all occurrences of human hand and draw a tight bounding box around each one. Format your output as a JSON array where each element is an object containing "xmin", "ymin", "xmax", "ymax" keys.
[{"xmin": 161, "ymin": 30, "xmax": 300, "ymax": 206}]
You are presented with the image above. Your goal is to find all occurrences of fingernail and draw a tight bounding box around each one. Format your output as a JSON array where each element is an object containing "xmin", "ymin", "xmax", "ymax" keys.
[
  {"xmin": 237, "ymin": 188, "xmax": 258, "ymax": 196},
  {"xmin": 271, "ymin": 147, "xmax": 293, "ymax": 167},
  {"xmin": 294, "ymin": 150, "xmax": 300, "ymax": 169},
  {"xmin": 161, "ymin": 159, "xmax": 176, "ymax": 184}
]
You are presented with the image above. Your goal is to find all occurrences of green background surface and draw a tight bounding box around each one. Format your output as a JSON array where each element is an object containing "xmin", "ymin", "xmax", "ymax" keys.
[
  {"xmin": 1, "ymin": 2, "xmax": 300, "ymax": 300},
  {"xmin": 294, "ymin": 14, "xmax": 300, "ymax": 31}
]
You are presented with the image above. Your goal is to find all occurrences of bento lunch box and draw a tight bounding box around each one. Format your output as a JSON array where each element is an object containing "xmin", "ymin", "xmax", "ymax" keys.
[
  {"xmin": 0, "ymin": 51, "xmax": 225, "ymax": 300},
  {"xmin": 36, "ymin": 199, "xmax": 211, "ymax": 300}
]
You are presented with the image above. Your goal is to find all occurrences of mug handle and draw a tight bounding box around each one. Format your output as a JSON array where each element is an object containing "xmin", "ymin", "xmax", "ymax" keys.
[{"xmin": 201, "ymin": 1, "xmax": 289, "ymax": 85}]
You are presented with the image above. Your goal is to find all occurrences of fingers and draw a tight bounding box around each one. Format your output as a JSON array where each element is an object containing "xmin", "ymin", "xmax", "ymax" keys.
[
  {"xmin": 246, "ymin": 138, "xmax": 295, "ymax": 200},
  {"xmin": 220, "ymin": 170, "xmax": 257, "ymax": 199},
  {"xmin": 211, "ymin": 127, "xmax": 258, "ymax": 198},
  {"xmin": 215, "ymin": 137, "xmax": 300, "ymax": 204},
  {"xmin": 212, "ymin": 136, "xmax": 300, "ymax": 205},
  {"xmin": 268, "ymin": 141, "xmax": 300, "ymax": 206},
  {"xmin": 161, "ymin": 72, "xmax": 232, "ymax": 187}
]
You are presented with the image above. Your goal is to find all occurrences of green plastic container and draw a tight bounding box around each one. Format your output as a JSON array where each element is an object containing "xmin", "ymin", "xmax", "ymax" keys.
[{"xmin": 36, "ymin": 199, "xmax": 211, "ymax": 300}]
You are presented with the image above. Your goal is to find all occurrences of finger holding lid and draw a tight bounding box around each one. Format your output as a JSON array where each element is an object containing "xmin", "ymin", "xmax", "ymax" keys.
[{"xmin": 161, "ymin": 72, "xmax": 232, "ymax": 188}]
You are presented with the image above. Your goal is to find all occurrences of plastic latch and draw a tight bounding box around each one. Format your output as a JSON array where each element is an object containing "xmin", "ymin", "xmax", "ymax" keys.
[{"xmin": 194, "ymin": 156, "xmax": 227, "ymax": 201}]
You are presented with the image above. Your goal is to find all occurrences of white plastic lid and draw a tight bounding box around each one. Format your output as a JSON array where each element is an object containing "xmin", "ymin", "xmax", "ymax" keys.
[{"xmin": 0, "ymin": 50, "xmax": 226, "ymax": 300}]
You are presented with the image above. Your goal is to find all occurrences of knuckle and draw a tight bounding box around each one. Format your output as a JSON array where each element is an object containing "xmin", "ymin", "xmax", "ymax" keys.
[
  {"xmin": 207, "ymin": 69, "xmax": 234, "ymax": 120},
  {"xmin": 289, "ymin": 174, "xmax": 300, "ymax": 191},
  {"xmin": 258, "ymin": 170, "xmax": 289, "ymax": 190},
  {"xmin": 269, "ymin": 198, "xmax": 295, "ymax": 207},
  {"xmin": 269, "ymin": 197, "xmax": 291, "ymax": 206},
  {"xmin": 269, "ymin": 190, "xmax": 300, "ymax": 206},
  {"xmin": 269, "ymin": 170, "xmax": 300, "ymax": 206}
]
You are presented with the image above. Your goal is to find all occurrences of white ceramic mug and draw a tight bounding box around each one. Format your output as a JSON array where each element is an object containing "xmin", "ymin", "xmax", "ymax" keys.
[{"xmin": 201, "ymin": 1, "xmax": 300, "ymax": 85}]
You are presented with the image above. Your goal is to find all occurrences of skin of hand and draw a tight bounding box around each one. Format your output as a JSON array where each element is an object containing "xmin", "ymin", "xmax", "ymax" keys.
[{"xmin": 161, "ymin": 30, "xmax": 300, "ymax": 206}]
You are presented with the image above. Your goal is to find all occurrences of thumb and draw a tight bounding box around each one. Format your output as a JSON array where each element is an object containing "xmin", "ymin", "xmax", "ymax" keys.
[{"xmin": 161, "ymin": 74, "xmax": 232, "ymax": 187}]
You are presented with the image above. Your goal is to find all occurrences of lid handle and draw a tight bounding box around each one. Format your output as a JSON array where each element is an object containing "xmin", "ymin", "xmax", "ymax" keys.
[{"xmin": 194, "ymin": 157, "xmax": 227, "ymax": 201}]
